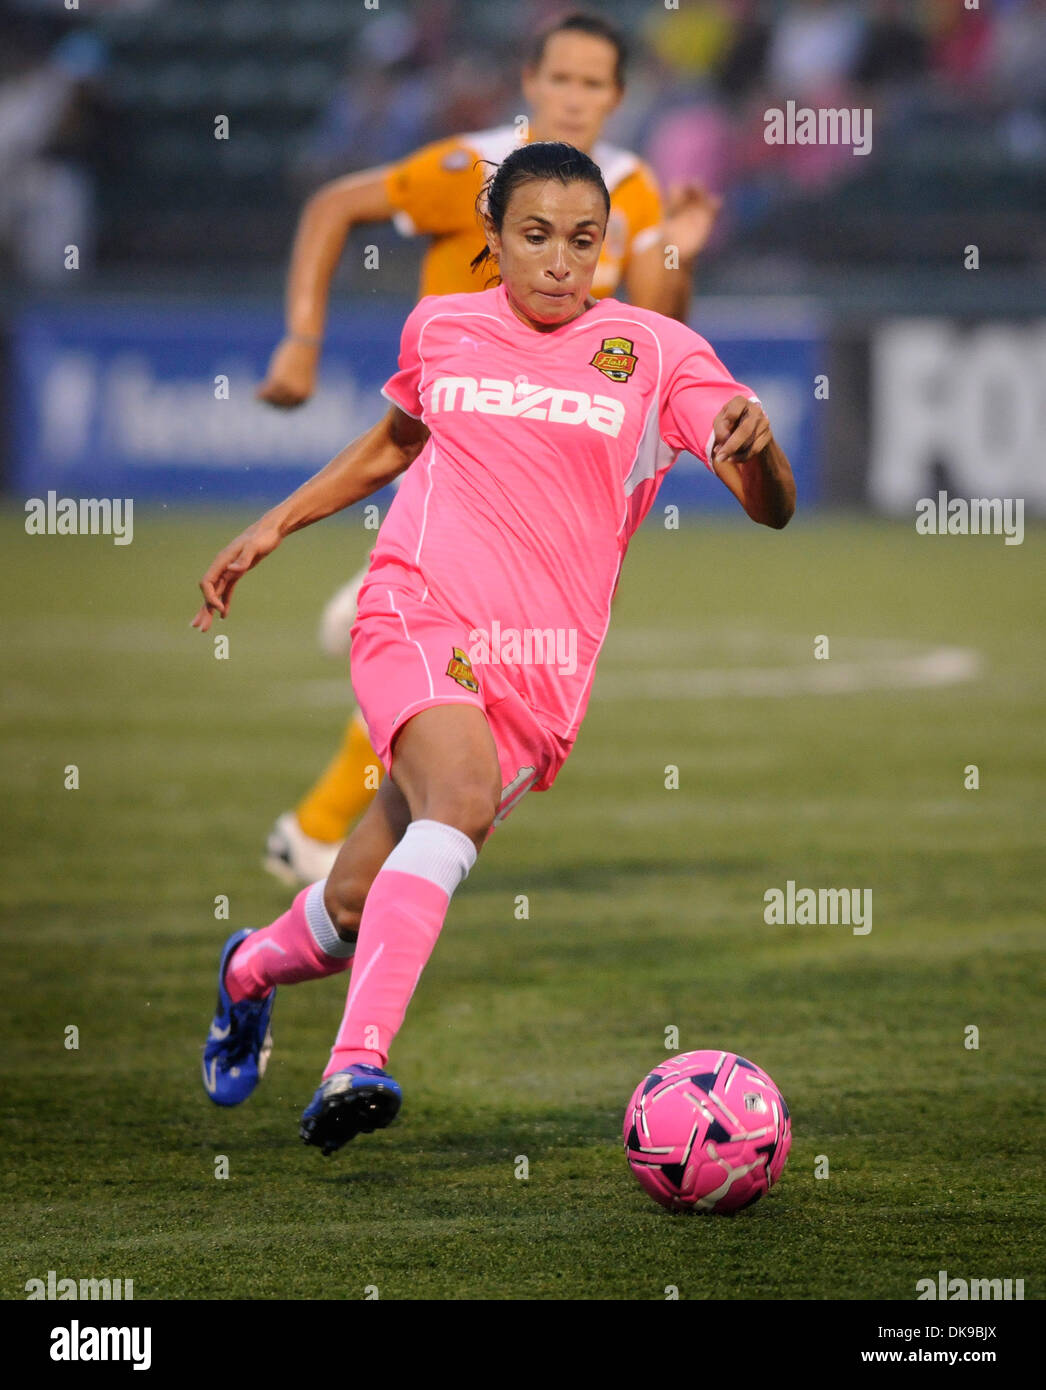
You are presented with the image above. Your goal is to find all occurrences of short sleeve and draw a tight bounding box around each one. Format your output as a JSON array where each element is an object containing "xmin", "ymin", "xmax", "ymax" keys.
[
  {"xmin": 660, "ymin": 336, "xmax": 754, "ymax": 470},
  {"xmin": 622, "ymin": 163, "xmax": 663, "ymax": 258},
  {"xmin": 382, "ymin": 137, "xmax": 483, "ymax": 238},
  {"xmin": 381, "ymin": 299, "xmax": 433, "ymax": 420}
]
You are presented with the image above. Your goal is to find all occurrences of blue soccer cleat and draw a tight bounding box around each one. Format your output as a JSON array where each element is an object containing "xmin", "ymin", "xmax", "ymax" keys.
[
  {"xmin": 300, "ymin": 1065, "xmax": 402, "ymax": 1156},
  {"xmin": 202, "ymin": 928, "xmax": 276, "ymax": 1107}
]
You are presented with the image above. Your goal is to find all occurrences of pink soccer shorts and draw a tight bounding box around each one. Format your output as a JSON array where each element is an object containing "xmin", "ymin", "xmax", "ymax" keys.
[{"xmin": 350, "ymin": 563, "xmax": 572, "ymax": 827}]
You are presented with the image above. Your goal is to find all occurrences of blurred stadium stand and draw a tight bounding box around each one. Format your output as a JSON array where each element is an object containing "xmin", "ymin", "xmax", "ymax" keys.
[
  {"xmin": 2, "ymin": 0, "xmax": 1044, "ymax": 513},
  {"xmin": 1, "ymin": 0, "xmax": 1043, "ymax": 287}
]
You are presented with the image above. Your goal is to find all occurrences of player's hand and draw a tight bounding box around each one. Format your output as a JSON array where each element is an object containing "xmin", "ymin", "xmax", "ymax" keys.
[
  {"xmin": 711, "ymin": 396, "xmax": 773, "ymax": 466},
  {"xmin": 255, "ymin": 337, "xmax": 320, "ymax": 408},
  {"xmin": 191, "ymin": 519, "xmax": 284, "ymax": 632},
  {"xmin": 662, "ymin": 182, "xmax": 722, "ymax": 265}
]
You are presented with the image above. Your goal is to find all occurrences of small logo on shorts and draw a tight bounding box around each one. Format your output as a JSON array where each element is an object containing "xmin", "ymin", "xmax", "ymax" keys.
[
  {"xmin": 446, "ymin": 646, "xmax": 479, "ymax": 692},
  {"xmin": 590, "ymin": 336, "xmax": 637, "ymax": 382}
]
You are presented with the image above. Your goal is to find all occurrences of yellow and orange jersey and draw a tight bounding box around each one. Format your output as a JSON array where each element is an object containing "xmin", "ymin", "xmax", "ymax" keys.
[{"xmin": 382, "ymin": 124, "xmax": 663, "ymax": 300}]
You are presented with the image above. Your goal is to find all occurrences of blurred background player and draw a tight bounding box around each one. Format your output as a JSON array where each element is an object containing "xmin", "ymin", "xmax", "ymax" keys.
[{"xmin": 255, "ymin": 9, "xmax": 722, "ymax": 887}]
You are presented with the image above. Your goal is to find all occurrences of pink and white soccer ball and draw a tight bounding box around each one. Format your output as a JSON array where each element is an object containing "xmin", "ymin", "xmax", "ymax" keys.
[{"xmin": 623, "ymin": 1049, "xmax": 791, "ymax": 1213}]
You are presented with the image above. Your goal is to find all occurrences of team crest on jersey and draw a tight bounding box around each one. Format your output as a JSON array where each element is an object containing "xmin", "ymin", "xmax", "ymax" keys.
[
  {"xmin": 590, "ymin": 336, "xmax": 637, "ymax": 383},
  {"xmin": 446, "ymin": 646, "xmax": 479, "ymax": 692}
]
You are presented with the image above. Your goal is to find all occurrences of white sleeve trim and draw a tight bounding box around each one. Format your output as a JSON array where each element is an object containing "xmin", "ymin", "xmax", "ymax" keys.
[
  {"xmin": 630, "ymin": 224, "xmax": 662, "ymax": 256},
  {"xmin": 391, "ymin": 209, "xmax": 417, "ymax": 238},
  {"xmin": 381, "ymin": 385, "xmax": 423, "ymax": 419}
]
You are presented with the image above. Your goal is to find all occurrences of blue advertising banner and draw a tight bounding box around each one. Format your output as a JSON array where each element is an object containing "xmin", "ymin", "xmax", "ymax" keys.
[
  {"xmin": 11, "ymin": 301, "xmax": 402, "ymax": 505},
  {"xmin": 10, "ymin": 298, "xmax": 822, "ymax": 511},
  {"xmin": 660, "ymin": 302, "xmax": 822, "ymax": 513}
]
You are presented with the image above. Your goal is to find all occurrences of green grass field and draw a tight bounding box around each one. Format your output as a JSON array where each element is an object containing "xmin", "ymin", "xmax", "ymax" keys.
[{"xmin": 2, "ymin": 508, "xmax": 1043, "ymax": 1300}]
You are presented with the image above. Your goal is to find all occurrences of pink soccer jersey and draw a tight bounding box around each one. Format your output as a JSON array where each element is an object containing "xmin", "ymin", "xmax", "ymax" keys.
[{"xmin": 371, "ymin": 283, "xmax": 753, "ymax": 744}]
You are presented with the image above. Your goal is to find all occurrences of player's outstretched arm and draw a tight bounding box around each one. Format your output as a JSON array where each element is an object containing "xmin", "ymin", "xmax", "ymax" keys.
[
  {"xmin": 191, "ymin": 407, "xmax": 428, "ymax": 630},
  {"xmin": 709, "ymin": 395, "xmax": 795, "ymax": 529},
  {"xmin": 256, "ymin": 169, "xmax": 397, "ymax": 409}
]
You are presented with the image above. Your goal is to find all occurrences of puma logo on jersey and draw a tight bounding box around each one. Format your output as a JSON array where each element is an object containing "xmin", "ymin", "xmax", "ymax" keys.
[{"xmin": 429, "ymin": 376, "xmax": 625, "ymax": 438}]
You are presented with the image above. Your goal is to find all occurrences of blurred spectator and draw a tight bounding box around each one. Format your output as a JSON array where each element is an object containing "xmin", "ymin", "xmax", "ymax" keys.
[
  {"xmin": 765, "ymin": 0, "xmax": 865, "ymax": 99},
  {"xmin": 991, "ymin": 0, "xmax": 1046, "ymax": 162},
  {"xmin": 640, "ymin": 1, "xmax": 774, "ymax": 207},
  {"xmin": 0, "ymin": 30, "xmax": 109, "ymax": 284},
  {"xmin": 991, "ymin": 0, "xmax": 1046, "ymax": 104},
  {"xmin": 645, "ymin": 99, "xmax": 733, "ymax": 222},
  {"xmin": 849, "ymin": 0, "xmax": 930, "ymax": 153},
  {"xmin": 853, "ymin": 0, "xmax": 928, "ymax": 88},
  {"xmin": 295, "ymin": 14, "xmax": 437, "ymax": 189},
  {"xmin": 757, "ymin": 0, "xmax": 868, "ymax": 192},
  {"xmin": 925, "ymin": 0, "xmax": 994, "ymax": 94},
  {"xmin": 646, "ymin": 0, "xmax": 736, "ymax": 79},
  {"xmin": 717, "ymin": 1, "xmax": 773, "ymax": 100},
  {"xmin": 432, "ymin": 54, "xmax": 514, "ymax": 140},
  {"xmin": 636, "ymin": 2, "xmax": 742, "ymax": 251},
  {"xmin": 407, "ymin": 0, "xmax": 455, "ymax": 71}
]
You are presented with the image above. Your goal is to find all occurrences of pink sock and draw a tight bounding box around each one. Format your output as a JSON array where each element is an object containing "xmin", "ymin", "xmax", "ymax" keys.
[
  {"xmin": 324, "ymin": 819, "xmax": 477, "ymax": 1077},
  {"xmin": 226, "ymin": 881, "xmax": 355, "ymax": 1001}
]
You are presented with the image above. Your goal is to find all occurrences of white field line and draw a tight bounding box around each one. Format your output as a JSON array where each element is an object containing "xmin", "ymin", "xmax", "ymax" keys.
[
  {"xmin": 594, "ymin": 645, "xmax": 981, "ymax": 700},
  {"xmin": 295, "ymin": 640, "xmax": 981, "ymax": 706}
]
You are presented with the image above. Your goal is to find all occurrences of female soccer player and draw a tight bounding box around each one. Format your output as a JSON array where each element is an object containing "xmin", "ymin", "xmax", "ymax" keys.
[
  {"xmin": 258, "ymin": 10, "xmax": 722, "ymax": 886},
  {"xmin": 193, "ymin": 142, "xmax": 794, "ymax": 1157}
]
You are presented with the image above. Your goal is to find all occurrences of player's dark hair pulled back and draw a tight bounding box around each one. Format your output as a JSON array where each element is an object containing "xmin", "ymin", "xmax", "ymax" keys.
[{"xmin": 470, "ymin": 141, "xmax": 610, "ymax": 283}]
